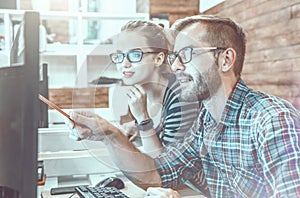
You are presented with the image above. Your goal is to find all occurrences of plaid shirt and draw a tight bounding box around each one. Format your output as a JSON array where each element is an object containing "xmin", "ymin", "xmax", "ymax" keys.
[{"xmin": 155, "ymin": 80, "xmax": 300, "ymax": 198}]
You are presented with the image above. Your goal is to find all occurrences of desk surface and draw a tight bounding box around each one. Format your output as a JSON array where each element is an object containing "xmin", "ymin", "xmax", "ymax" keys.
[
  {"xmin": 41, "ymin": 183, "xmax": 205, "ymax": 198},
  {"xmin": 41, "ymin": 181, "xmax": 146, "ymax": 198}
]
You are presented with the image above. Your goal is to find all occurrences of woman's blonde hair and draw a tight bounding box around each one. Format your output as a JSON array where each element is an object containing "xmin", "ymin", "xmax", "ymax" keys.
[{"xmin": 121, "ymin": 20, "xmax": 172, "ymax": 73}]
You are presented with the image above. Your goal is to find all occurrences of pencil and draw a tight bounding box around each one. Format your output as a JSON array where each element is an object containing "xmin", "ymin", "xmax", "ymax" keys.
[{"xmin": 38, "ymin": 94, "xmax": 75, "ymax": 127}]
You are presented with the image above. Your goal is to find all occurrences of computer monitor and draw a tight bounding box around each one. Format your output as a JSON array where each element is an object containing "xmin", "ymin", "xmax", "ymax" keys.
[
  {"xmin": 38, "ymin": 63, "xmax": 49, "ymax": 128},
  {"xmin": 10, "ymin": 13, "xmax": 49, "ymax": 129},
  {"xmin": 0, "ymin": 11, "xmax": 40, "ymax": 198}
]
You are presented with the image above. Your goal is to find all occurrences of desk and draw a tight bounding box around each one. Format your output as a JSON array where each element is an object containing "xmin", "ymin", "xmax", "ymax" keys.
[
  {"xmin": 40, "ymin": 181, "xmax": 146, "ymax": 198},
  {"xmin": 40, "ymin": 181, "xmax": 205, "ymax": 198}
]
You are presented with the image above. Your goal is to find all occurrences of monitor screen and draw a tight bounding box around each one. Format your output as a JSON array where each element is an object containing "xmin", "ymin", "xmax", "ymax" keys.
[{"xmin": 0, "ymin": 11, "xmax": 39, "ymax": 198}]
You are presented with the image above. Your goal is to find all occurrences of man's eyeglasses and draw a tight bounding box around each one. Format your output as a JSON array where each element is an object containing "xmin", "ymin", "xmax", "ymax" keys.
[
  {"xmin": 167, "ymin": 47, "xmax": 226, "ymax": 66},
  {"xmin": 110, "ymin": 49, "xmax": 161, "ymax": 64}
]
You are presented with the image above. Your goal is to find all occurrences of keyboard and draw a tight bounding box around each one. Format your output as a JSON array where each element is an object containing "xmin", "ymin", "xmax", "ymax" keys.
[{"xmin": 75, "ymin": 186, "xmax": 129, "ymax": 198}]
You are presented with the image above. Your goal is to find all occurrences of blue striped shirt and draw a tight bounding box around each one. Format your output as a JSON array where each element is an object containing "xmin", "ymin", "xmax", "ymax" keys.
[{"xmin": 155, "ymin": 80, "xmax": 300, "ymax": 197}]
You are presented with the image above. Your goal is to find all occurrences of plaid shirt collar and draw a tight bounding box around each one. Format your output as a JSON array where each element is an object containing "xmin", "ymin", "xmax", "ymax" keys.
[{"xmin": 218, "ymin": 79, "xmax": 250, "ymax": 127}]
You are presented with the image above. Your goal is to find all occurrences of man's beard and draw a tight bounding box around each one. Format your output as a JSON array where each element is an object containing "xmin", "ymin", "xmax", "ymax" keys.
[{"xmin": 180, "ymin": 63, "xmax": 222, "ymax": 102}]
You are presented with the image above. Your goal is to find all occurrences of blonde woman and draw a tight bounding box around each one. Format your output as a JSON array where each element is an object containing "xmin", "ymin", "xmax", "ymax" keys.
[{"xmin": 110, "ymin": 20, "xmax": 200, "ymax": 157}]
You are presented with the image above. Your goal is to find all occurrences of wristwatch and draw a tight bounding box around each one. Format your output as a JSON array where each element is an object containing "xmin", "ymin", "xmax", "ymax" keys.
[{"xmin": 136, "ymin": 119, "xmax": 154, "ymax": 131}]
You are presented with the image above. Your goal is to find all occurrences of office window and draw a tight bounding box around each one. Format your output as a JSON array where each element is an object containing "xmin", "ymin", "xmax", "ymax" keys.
[
  {"xmin": 200, "ymin": 0, "xmax": 224, "ymax": 13},
  {"xmin": 68, "ymin": 0, "xmax": 137, "ymax": 44}
]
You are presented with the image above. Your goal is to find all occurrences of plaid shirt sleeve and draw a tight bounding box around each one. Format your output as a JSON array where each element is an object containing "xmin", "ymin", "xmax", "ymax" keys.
[
  {"xmin": 255, "ymin": 105, "xmax": 300, "ymax": 197},
  {"xmin": 154, "ymin": 118, "xmax": 204, "ymax": 188}
]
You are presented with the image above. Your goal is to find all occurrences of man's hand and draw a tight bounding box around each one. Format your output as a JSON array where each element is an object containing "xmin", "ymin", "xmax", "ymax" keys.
[
  {"xmin": 64, "ymin": 110, "xmax": 117, "ymax": 142},
  {"xmin": 145, "ymin": 187, "xmax": 181, "ymax": 198},
  {"xmin": 121, "ymin": 120, "xmax": 140, "ymax": 142}
]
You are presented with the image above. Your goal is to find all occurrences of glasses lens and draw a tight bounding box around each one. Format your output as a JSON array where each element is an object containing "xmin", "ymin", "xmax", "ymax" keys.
[
  {"xmin": 178, "ymin": 47, "xmax": 192, "ymax": 64},
  {"xmin": 128, "ymin": 51, "xmax": 143, "ymax": 63},
  {"xmin": 167, "ymin": 53, "xmax": 176, "ymax": 66},
  {"xmin": 110, "ymin": 53, "xmax": 124, "ymax": 64}
]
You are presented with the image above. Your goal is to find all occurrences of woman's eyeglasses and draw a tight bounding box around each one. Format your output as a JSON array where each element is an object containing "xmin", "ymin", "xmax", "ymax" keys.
[
  {"xmin": 110, "ymin": 49, "xmax": 161, "ymax": 64},
  {"xmin": 167, "ymin": 47, "xmax": 226, "ymax": 66}
]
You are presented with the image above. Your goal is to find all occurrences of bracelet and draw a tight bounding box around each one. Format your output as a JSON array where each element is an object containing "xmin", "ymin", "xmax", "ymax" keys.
[{"xmin": 136, "ymin": 119, "xmax": 154, "ymax": 131}]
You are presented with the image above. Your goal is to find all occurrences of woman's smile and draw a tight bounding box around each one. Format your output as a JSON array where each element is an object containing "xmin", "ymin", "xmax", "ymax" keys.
[{"xmin": 123, "ymin": 71, "xmax": 135, "ymax": 78}]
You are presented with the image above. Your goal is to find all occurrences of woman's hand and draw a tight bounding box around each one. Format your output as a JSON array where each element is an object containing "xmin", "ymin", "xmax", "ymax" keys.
[
  {"xmin": 145, "ymin": 187, "xmax": 181, "ymax": 198},
  {"xmin": 127, "ymin": 84, "xmax": 150, "ymax": 123}
]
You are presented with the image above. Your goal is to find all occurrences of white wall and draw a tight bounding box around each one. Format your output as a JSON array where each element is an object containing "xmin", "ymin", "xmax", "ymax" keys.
[{"xmin": 98, "ymin": 0, "xmax": 137, "ymax": 42}]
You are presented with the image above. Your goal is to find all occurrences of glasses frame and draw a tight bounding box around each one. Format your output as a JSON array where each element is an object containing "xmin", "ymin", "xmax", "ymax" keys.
[
  {"xmin": 110, "ymin": 49, "xmax": 161, "ymax": 64},
  {"xmin": 167, "ymin": 47, "xmax": 226, "ymax": 66}
]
